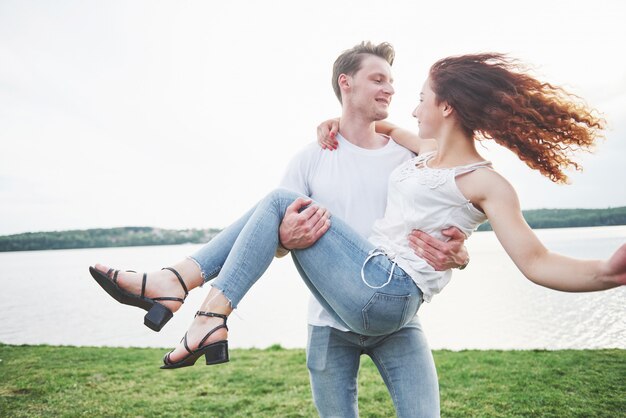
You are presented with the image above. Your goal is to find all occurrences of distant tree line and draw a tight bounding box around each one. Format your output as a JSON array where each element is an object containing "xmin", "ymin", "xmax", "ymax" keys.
[
  {"xmin": 1, "ymin": 207, "xmax": 625, "ymax": 252},
  {"xmin": 0, "ymin": 226, "xmax": 221, "ymax": 252},
  {"xmin": 477, "ymin": 206, "xmax": 626, "ymax": 231}
]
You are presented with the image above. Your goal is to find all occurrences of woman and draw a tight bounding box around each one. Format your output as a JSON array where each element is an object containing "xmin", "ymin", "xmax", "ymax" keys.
[{"xmin": 90, "ymin": 53, "xmax": 625, "ymax": 369}]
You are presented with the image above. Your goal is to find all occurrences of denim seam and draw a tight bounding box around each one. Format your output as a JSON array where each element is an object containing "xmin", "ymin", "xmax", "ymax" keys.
[
  {"xmin": 207, "ymin": 265, "xmax": 222, "ymax": 278},
  {"xmin": 399, "ymin": 294, "xmax": 411, "ymax": 329},
  {"xmin": 369, "ymin": 351, "xmax": 399, "ymax": 410}
]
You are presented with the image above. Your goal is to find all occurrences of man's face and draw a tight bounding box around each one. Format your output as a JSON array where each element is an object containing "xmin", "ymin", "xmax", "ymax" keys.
[{"xmin": 343, "ymin": 55, "xmax": 394, "ymax": 121}]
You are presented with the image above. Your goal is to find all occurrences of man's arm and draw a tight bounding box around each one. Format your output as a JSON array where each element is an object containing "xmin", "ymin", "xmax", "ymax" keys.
[
  {"xmin": 277, "ymin": 145, "xmax": 331, "ymax": 256},
  {"xmin": 408, "ymin": 227, "xmax": 470, "ymax": 271}
]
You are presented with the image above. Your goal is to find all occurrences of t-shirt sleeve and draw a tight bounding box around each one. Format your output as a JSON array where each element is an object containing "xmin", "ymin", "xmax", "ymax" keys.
[{"xmin": 279, "ymin": 145, "xmax": 314, "ymax": 196}]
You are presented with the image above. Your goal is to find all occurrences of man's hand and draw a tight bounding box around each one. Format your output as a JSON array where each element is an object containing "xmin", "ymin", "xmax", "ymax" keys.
[
  {"xmin": 279, "ymin": 197, "xmax": 331, "ymax": 250},
  {"xmin": 408, "ymin": 227, "xmax": 469, "ymax": 271}
]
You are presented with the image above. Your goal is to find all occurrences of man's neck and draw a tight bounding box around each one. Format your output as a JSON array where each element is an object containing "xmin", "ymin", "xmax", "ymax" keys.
[{"xmin": 339, "ymin": 111, "xmax": 389, "ymax": 150}]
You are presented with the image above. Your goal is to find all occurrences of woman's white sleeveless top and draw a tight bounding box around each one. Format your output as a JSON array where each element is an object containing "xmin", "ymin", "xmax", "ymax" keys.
[{"xmin": 368, "ymin": 151, "xmax": 491, "ymax": 302}]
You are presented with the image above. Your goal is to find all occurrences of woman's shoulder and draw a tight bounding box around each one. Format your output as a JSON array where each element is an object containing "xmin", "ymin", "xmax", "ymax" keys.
[
  {"xmin": 457, "ymin": 165, "xmax": 517, "ymax": 204},
  {"xmin": 465, "ymin": 165, "xmax": 511, "ymax": 187}
]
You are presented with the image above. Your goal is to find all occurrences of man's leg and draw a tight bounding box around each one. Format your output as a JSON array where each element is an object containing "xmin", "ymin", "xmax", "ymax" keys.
[
  {"xmin": 367, "ymin": 321, "xmax": 440, "ymax": 418},
  {"xmin": 307, "ymin": 325, "xmax": 362, "ymax": 418}
]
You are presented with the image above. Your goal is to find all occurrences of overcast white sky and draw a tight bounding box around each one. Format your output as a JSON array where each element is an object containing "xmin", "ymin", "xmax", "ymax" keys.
[{"xmin": 1, "ymin": 0, "xmax": 625, "ymax": 235}]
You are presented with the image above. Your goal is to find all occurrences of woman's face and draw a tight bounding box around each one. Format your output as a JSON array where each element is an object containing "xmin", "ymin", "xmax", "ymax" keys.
[{"xmin": 412, "ymin": 77, "xmax": 444, "ymax": 139}]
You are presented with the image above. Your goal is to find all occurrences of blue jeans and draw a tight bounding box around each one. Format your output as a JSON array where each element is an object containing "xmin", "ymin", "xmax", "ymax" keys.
[
  {"xmin": 307, "ymin": 324, "xmax": 440, "ymax": 418},
  {"xmin": 191, "ymin": 188, "xmax": 422, "ymax": 336}
]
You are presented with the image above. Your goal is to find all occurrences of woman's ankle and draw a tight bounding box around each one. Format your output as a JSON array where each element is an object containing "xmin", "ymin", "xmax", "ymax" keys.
[
  {"xmin": 170, "ymin": 259, "xmax": 205, "ymax": 291},
  {"xmin": 199, "ymin": 288, "xmax": 233, "ymax": 316}
]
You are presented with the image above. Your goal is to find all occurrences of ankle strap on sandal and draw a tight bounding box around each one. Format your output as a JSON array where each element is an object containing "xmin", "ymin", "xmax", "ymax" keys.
[
  {"xmin": 195, "ymin": 311, "xmax": 227, "ymax": 321},
  {"xmin": 162, "ymin": 267, "xmax": 190, "ymax": 298}
]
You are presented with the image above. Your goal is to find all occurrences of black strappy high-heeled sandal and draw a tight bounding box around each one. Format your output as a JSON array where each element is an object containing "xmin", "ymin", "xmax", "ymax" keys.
[
  {"xmin": 89, "ymin": 266, "xmax": 189, "ymax": 332},
  {"xmin": 161, "ymin": 311, "xmax": 229, "ymax": 370}
]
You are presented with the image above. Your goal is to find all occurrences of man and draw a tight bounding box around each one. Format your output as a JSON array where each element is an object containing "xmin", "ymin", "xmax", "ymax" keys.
[{"xmin": 278, "ymin": 42, "xmax": 469, "ymax": 417}]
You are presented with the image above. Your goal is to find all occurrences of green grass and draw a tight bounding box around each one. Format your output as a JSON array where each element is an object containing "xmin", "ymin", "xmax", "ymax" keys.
[{"xmin": 0, "ymin": 344, "xmax": 624, "ymax": 417}]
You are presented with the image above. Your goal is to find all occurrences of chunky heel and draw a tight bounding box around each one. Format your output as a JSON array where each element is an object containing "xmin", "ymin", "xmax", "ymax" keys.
[
  {"xmin": 161, "ymin": 311, "xmax": 229, "ymax": 369},
  {"xmin": 89, "ymin": 266, "xmax": 189, "ymax": 332},
  {"xmin": 204, "ymin": 341, "xmax": 229, "ymax": 365},
  {"xmin": 144, "ymin": 303, "xmax": 174, "ymax": 332}
]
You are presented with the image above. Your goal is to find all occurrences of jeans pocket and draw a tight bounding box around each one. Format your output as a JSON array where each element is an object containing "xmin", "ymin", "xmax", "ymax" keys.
[{"xmin": 361, "ymin": 292, "xmax": 410, "ymax": 335}]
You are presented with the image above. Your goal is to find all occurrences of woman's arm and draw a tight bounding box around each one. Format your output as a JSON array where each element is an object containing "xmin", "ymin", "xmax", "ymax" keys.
[
  {"xmin": 470, "ymin": 170, "xmax": 624, "ymax": 291},
  {"xmin": 374, "ymin": 121, "xmax": 437, "ymax": 155},
  {"xmin": 316, "ymin": 118, "xmax": 437, "ymax": 154},
  {"xmin": 317, "ymin": 118, "xmax": 340, "ymax": 150}
]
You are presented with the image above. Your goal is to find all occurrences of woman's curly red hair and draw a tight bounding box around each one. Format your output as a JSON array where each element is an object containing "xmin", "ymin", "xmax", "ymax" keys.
[{"xmin": 429, "ymin": 53, "xmax": 605, "ymax": 183}]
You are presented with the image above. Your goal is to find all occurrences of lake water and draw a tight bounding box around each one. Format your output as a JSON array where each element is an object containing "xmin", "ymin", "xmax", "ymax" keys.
[{"xmin": 0, "ymin": 226, "xmax": 624, "ymax": 350}]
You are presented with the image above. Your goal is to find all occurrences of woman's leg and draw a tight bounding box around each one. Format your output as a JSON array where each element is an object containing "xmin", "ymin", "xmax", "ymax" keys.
[
  {"xmin": 187, "ymin": 205, "xmax": 259, "ymax": 283},
  {"xmin": 92, "ymin": 204, "xmax": 260, "ymax": 314},
  {"xmin": 165, "ymin": 188, "xmax": 423, "ymax": 362},
  {"xmin": 291, "ymin": 214, "xmax": 423, "ymax": 335},
  {"xmin": 164, "ymin": 188, "xmax": 301, "ymax": 362}
]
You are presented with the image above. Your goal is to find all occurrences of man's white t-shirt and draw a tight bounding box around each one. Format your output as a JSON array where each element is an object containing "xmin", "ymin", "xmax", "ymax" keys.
[{"xmin": 280, "ymin": 134, "xmax": 414, "ymax": 330}]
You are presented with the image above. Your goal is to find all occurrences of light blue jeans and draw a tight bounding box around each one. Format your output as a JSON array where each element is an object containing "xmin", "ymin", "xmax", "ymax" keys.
[
  {"xmin": 191, "ymin": 188, "xmax": 439, "ymax": 416},
  {"xmin": 306, "ymin": 323, "xmax": 439, "ymax": 418},
  {"xmin": 191, "ymin": 188, "xmax": 423, "ymax": 336}
]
